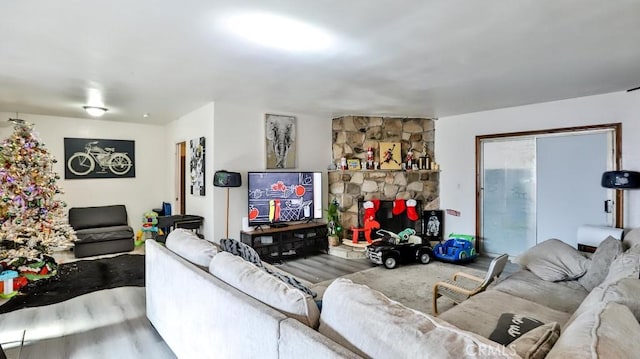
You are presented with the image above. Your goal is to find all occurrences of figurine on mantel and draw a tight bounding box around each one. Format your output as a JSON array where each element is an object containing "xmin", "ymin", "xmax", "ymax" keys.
[
  {"xmin": 406, "ymin": 148, "xmax": 414, "ymax": 170},
  {"xmin": 366, "ymin": 147, "xmax": 375, "ymax": 169},
  {"xmin": 420, "ymin": 143, "xmax": 429, "ymax": 170}
]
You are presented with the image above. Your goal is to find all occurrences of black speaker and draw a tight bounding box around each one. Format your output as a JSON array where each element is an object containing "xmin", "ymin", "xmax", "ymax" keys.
[
  {"xmin": 601, "ymin": 171, "xmax": 640, "ymax": 189},
  {"xmin": 213, "ymin": 170, "xmax": 242, "ymax": 187}
]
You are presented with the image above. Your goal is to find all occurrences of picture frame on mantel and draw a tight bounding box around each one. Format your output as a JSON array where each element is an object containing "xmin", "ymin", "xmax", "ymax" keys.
[
  {"xmin": 265, "ymin": 114, "xmax": 296, "ymax": 169},
  {"xmin": 379, "ymin": 142, "xmax": 402, "ymax": 170}
]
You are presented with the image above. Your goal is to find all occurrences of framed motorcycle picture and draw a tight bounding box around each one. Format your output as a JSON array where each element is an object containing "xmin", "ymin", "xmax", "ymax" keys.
[
  {"xmin": 423, "ymin": 210, "xmax": 444, "ymax": 242},
  {"xmin": 64, "ymin": 138, "xmax": 136, "ymax": 179}
]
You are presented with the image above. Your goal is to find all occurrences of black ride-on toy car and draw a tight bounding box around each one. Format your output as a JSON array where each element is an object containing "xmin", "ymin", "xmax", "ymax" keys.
[{"xmin": 365, "ymin": 229, "xmax": 433, "ymax": 269}]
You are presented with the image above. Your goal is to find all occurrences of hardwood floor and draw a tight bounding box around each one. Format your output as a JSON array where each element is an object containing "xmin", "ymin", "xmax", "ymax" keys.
[
  {"xmin": 272, "ymin": 253, "xmax": 374, "ymax": 284},
  {"xmin": 275, "ymin": 251, "xmax": 520, "ymax": 284},
  {"xmin": 0, "ymin": 287, "xmax": 175, "ymax": 359}
]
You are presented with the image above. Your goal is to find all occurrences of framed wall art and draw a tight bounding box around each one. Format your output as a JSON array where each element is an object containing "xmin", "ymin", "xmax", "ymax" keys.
[
  {"xmin": 190, "ymin": 137, "xmax": 205, "ymax": 196},
  {"xmin": 423, "ymin": 210, "xmax": 444, "ymax": 242},
  {"xmin": 379, "ymin": 142, "xmax": 402, "ymax": 170},
  {"xmin": 265, "ymin": 114, "xmax": 296, "ymax": 169},
  {"xmin": 64, "ymin": 138, "xmax": 135, "ymax": 179}
]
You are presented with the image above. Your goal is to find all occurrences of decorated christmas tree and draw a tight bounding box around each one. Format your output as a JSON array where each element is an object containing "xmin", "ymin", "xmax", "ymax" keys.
[{"xmin": 0, "ymin": 119, "xmax": 76, "ymax": 264}]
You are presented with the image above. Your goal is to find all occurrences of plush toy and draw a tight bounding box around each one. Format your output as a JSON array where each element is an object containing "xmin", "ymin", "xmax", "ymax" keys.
[
  {"xmin": 142, "ymin": 210, "xmax": 159, "ymax": 230},
  {"xmin": 137, "ymin": 211, "xmax": 162, "ymax": 246}
]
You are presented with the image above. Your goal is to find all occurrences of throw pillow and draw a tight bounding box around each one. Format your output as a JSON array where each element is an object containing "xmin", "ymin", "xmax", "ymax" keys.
[
  {"xmin": 220, "ymin": 238, "xmax": 263, "ymax": 267},
  {"xmin": 209, "ymin": 252, "xmax": 320, "ymax": 328},
  {"xmin": 578, "ymin": 236, "xmax": 623, "ymax": 291},
  {"xmin": 488, "ymin": 313, "xmax": 544, "ymax": 345},
  {"xmin": 165, "ymin": 228, "xmax": 218, "ymax": 267},
  {"xmin": 509, "ymin": 322, "xmax": 560, "ymax": 359},
  {"xmin": 515, "ymin": 239, "xmax": 588, "ymax": 281},
  {"xmin": 264, "ymin": 267, "xmax": 317, "ymax": 298}
]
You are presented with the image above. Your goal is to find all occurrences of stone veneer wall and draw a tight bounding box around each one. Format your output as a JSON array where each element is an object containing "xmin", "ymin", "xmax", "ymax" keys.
[{"xmin": 329, "ymin": 116, "xmax": 439, "ymax": 236}]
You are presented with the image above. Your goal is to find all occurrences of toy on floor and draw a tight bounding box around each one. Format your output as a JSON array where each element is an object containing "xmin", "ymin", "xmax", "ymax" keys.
[
  {"xmin": 432, "ymin": 233, "xmax": 478, "ymax": 263},
  {"xmin": 365, "ymin": 228, "xmax": 432, "ymax": 269},
  {"xmin": 136, "ymin": 210, "xmax": 163, "ymax": 246}
]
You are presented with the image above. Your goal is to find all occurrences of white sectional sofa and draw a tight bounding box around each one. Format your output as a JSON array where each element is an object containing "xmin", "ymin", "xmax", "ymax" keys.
[{"xmin": 146, "ymin": 229, "xmax": 640, "ymax": 359}]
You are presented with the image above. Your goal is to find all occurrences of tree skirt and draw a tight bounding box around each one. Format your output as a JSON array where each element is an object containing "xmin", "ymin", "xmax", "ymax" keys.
[{"xmin": 0, "ymin": 254, "xmax": 144, "ymax": 314}]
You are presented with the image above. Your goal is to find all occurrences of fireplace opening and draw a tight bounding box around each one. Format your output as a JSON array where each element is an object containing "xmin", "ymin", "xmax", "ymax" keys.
[{"xmin": 357, "ymin": 199, "xmax": 424, "ymax": 241}]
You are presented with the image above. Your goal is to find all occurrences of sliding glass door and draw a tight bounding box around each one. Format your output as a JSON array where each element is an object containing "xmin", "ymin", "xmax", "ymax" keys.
[
  {"xmin": 481, "ymin": 138, "xmax": 537, "ymax": 255},
  {"xmin": 478, "ymin": 125, "xmax": 619, "ymax": 256}
]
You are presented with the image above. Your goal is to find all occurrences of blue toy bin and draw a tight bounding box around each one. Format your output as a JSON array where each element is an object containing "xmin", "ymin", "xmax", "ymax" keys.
[{"xmin": 433, "ymin": 233, "xmax": 478, "ymax": 263}]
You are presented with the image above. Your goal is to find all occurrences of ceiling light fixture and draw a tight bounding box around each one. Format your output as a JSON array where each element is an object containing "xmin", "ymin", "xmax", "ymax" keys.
[
  {"xmin": 83, "ymin": 106, "xmax": 108, "ymax": 117},
  {"xmin": 224, "ymin": 13, "xmax": 333, "ymax": 52}
]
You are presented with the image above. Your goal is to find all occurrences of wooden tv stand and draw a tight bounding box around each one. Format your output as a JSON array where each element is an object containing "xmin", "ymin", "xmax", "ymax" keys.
[{"xmin": 240, "ymin": 222, "xmax": 328, "ymax": 262}]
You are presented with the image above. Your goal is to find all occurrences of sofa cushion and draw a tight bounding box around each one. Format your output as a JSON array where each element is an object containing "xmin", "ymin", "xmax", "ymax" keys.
[
  {"xmin": 515, "ymin": 239, "xmax": 588, "ymax": 281},
  {"xmin": 209, "ymin": 252, "xmax": 320, "ymax": 328},
  {"xmin": 219, "ymin": 238, "xmax": 316, "ymax": 297},
  {"xmin": 600, "ymin": 247, "xmax": 640, "ymax": 285},
  {"xmin": 578, "ymin": 236, "xmax": 624, "ymax": 291},
  {"xmin": 69, "ymin": 205, "xmax": 128, "ymax": 230},
  {"xmin": 622, "ymin": 227, "xmax": 640, "ymax": 249},
  {"xmin": 493, "ymin": 269, "xmax": 588, "ymax": 313},
  {"xmin": 509, "ymin": 322, "xmax": 560, "ymax": 359},
  {"xmin": 74, "ymin": 225, "xmax": 134, "ymax": 243},
  {"xmin": 546, "ymin": 302, "xmax": 640, "ymax": 358},
  {"xmin": 319, "ymin": 279, "xmax": 520, "ymax": 359},
  {"xmin": 165, "ymin": 229, "xmax": 218, "ymax": 267},
  {"xmin": 438, "ymin": 290, "xmax": 571, "ymax": 339},
  {"xmin": 572, "ymin": 277, "xmax": 640, "ymax": 324}
]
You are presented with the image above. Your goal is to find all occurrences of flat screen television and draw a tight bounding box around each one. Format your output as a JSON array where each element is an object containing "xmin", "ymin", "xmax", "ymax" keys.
[{"xmin": 248, "ymin": 172, "xmax": 322, "ymax": 227}]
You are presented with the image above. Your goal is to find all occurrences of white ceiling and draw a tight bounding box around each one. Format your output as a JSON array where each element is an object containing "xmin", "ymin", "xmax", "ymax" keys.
[{"xmin": 1, "ymin": 1, "xmax": 639, "ymax": 125}]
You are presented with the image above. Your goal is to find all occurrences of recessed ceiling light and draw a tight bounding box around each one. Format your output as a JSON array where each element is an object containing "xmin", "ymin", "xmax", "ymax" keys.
[
  {"xmin": 83, "ymin": 106, "xmax": 108, "ymax": 117},
  {"xmin": 224, "ymin": 13, "xmax": 333, "ymax": 52},
  {"xmin": 143, "ymin": 113, "xmax": 150, "ymax": 118}
]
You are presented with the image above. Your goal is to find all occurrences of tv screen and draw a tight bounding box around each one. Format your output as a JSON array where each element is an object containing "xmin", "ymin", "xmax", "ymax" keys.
[{"xmin": 248, "ymin": 172, "xmax": 322, "ymax": 226}]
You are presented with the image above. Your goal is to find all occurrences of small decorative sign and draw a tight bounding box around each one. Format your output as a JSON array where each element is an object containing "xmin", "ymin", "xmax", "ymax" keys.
[{"xmin": 347, "ymin": 159, "xmax": 361, "ymax": 170}]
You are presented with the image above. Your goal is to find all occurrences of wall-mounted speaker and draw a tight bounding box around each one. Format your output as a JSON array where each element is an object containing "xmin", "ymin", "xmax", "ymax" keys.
[{"xmin": 601, "ymin": 171, "xmax": 640, "ymax": 189}]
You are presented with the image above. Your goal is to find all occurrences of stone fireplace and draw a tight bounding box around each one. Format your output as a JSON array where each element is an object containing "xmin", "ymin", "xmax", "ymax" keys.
[{"xmin": 329, "ymin": 116, "xmax": 439, "ymax": 237}]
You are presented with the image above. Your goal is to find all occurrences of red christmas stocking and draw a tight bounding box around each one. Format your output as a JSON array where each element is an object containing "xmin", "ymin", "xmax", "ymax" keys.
[
  {"xmin": 406, "ymin": 199, "xmax": 418, "ymax": 221},
  {"xmin": 363, "ymin": 200, "xmax": 377, "ymax": 221},
  {"xmin": 392, "ymin": 198, "xmax": 406, "ymax": 215},
  {"xmin": 371, "ymin": 199, "xmax": 380, "ymax": 213}
]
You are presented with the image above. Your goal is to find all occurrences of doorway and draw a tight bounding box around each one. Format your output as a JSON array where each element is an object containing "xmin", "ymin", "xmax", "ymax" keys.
[
  {"xmin": 175, "ymin": 142, "xmax": 186, "ymax": 215},
  {"xmin": 476, "ymin": 124, "xmax": 622, "ymax": 256}
]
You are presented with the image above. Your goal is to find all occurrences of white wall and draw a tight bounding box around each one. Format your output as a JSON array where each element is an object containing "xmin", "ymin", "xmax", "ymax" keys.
[
  {"xmin": 0, "ymin": 112, "xmax": 168, "ymax": 232},
  {"xmin": 164, "ymin": 103, "xmax": 215, "ymax": 241},
  {"xmin": 211, "ymin": 102, "xmax": 332, "ymax": 242},
  {"xmin": 436, "ymin": 91, "xmax": 640, "ymax": 241}
]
